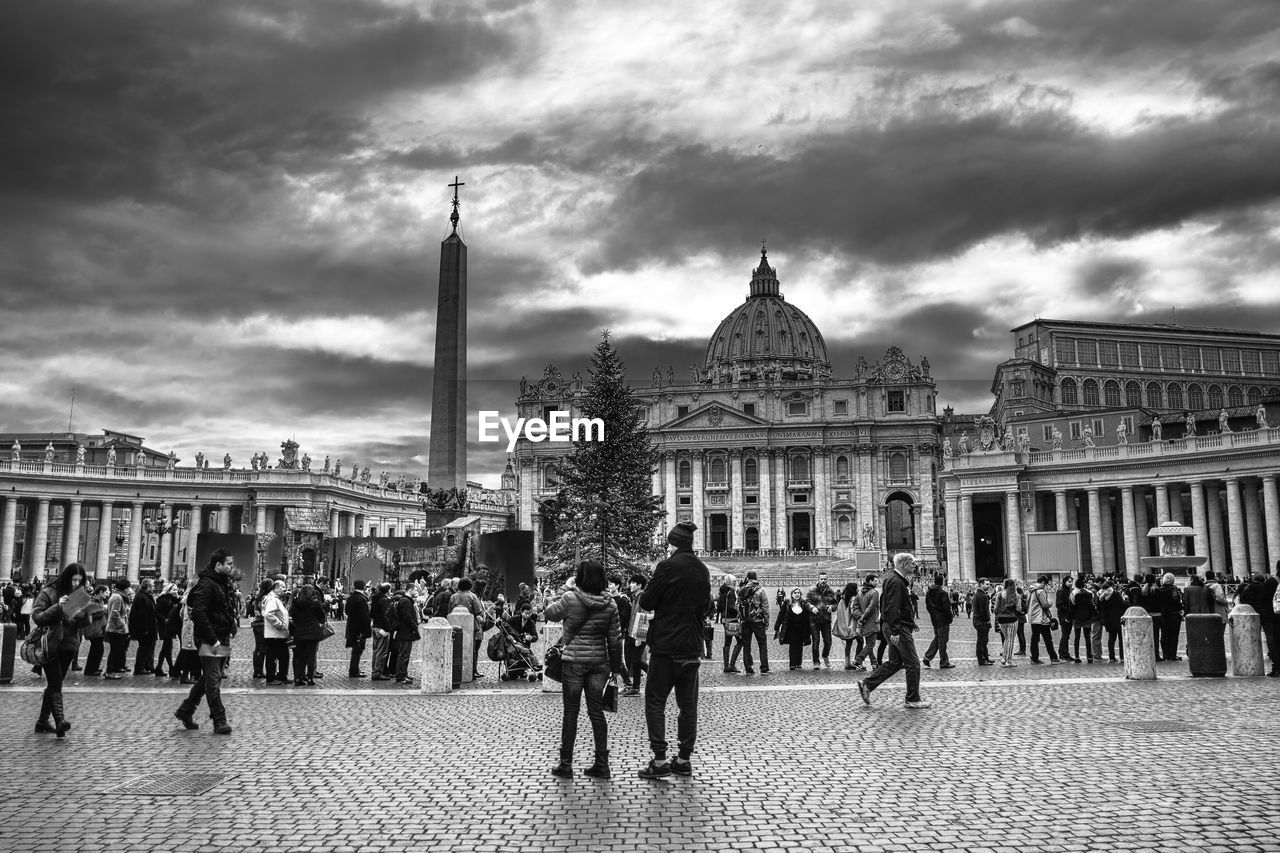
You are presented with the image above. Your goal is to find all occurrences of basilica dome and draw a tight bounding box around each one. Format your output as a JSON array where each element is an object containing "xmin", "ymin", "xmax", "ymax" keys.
[{"xmin": 702, "ymin": 248, "xmax": 832, "ymax": 383}]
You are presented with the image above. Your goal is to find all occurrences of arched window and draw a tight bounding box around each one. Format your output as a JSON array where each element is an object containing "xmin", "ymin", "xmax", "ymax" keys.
[
  {"xmin": 1247, "ymin": 386, "xmax": 1262, "ymax": 406},
  {"xmin": 678, "ymin": 459, "xmax": 691, "ymax": 487},
  {"xmin": 1083, "ymin": 379, "xmax": 1100, "ymax": 407},
  {"xmin": 744, "ymin": 457, "xmax": 758, "ymax": 486},
  {"xmin": 1188, "ymin": 384, "xmax": 1204, "ymax": 410},
  {"xmin": 1146, "ymin": 382, "xmax": 1163, "ymax": 409},
  {"xmin": 888, "ymin": 452, "xmax": 908, "ymax": 482},
  {"xmin": 790, "ymin": 454, "xmax": 809, "ymax": 481},
  {"xmin": 1061, "ymin": 378, "xmax": 1078, "ymax": 406},
  {"xmin": 1227, "ymin": 385, "xmax": 1244, "ymax": 408},
  {"xmin": 837, "ymin": 516, "xmax": 851, "ymax": 540},
  {"xmin": 709, "ymin": 456, "xmax": 726, "ymax": 484},
  {"xmin": 1104, "ymin": 380, "xmax": 1121, "ymax": 408},
  {"xmin": 1125, "ymin": 381, "xmax": 1142, "ymax": 407},
  {"xmin": 1208, "ymin": 384, "xmax": 1224, "ymax": 409},
  {"xmin": 835, "ymin": 455, "xmax": 850, "ymax": 481}
]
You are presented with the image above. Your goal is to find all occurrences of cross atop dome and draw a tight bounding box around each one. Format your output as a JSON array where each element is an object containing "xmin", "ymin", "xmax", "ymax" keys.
[{"xmin": 749, "ymin": 243, "xmax": 781, "ymax": 298}]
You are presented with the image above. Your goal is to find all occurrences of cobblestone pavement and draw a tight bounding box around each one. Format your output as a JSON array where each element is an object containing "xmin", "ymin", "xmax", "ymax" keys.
[{"xmin": 2, "ymin": 622, "xmax": 1277, "ymax": 853}]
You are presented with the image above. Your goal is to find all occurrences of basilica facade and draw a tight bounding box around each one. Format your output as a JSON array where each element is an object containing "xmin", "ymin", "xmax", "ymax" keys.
[{"xmin": 512, "ymin": 249, "xmax": 943, "ymax": 562}]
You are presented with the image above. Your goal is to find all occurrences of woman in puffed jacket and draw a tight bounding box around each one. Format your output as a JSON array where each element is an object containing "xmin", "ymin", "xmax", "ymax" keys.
[{"xmin": 31, "ymin": 562, "xmax": 92, "ymax": 737}]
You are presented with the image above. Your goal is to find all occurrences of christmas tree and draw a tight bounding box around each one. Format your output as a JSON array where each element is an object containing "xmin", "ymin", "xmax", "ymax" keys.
[{"xmin": 539, "ymin": 331, "xmax": 666, "ymax": 582}]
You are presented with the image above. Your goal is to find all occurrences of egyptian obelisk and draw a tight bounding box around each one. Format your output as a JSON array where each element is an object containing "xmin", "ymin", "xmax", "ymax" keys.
[{"xmin": 428, "ymin": 178, "xmax": 467, "ymax": 490}]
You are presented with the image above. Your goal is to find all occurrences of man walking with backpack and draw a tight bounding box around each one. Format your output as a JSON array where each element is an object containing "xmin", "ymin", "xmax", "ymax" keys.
[
  {"xmin": 736, "ymin": 571, "xmax": 771, "ymax": 675},
  {"xmin": 638, "ymin": 522, "xmax": 711, "ymax": 779}
]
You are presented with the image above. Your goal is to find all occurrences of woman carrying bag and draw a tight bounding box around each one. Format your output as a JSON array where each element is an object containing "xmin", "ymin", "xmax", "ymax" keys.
[
  {"xmin": 30, "ymin": 563, "xmax": 92, "ymax": 737},
  {"xmin": 543, "ymin": 560, "xmax": 629, "ymax": 780}
]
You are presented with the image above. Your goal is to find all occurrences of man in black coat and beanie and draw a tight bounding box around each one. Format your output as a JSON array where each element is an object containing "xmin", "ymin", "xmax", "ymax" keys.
[
  {"xmin": 637, "ymin": 521, "xmax": 711, "ymax": 780},
  {"xmin": 345, "ymin": 580, "xmax": 371, "ymax": 677},
  {"xmin": 175, "ymin": 549, "xmax": 238, "ymax": 735}
]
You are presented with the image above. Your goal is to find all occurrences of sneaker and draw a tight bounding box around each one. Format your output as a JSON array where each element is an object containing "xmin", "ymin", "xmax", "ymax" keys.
[
  {"xmin": 213, "ymin": 721, "xmax": 233, "ymax": 735},
  {"xmin": 922, "ymin": 659, "xmax": 931, "ymax": 668},
  {"xmin": 638, "ymin": 759, "xmax": 672, "ymax": 780},
  {"xmin": 670, "ymin": 757, "xmax": 693, "ymax": 776},
  {"xmin": 904, "ymin": 700, "xmax": 932, "ymax": 709},
  {"xmin": 174, "ymin": 709, "xmax": 199, "ymax": 730},
  {"xmin": 939, "ymin": 663, "xmax": 956, "ymax": 669},
  {"xmin": 857, "ymin": 680, "xmax": 872, "ymax": 706}
]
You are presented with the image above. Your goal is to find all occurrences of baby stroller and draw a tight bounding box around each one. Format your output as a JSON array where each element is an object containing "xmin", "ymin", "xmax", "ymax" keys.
[{"xmin": 487, "ymin": 619, "xmax": 543, "ymax": 682}]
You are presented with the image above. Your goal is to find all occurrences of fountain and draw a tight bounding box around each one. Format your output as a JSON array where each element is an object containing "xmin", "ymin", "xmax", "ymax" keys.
[{"xmin": 1139, "ymin": 521, "xmax": 1208, "ymax": 583}]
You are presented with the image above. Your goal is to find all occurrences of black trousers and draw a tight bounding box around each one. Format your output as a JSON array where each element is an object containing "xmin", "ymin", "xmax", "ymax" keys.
[
  {"xmin": 252, "ymin": 624, "xmax": 266, "ymax": 676},
  {"xmin": 105, "ymin": 632, "xmax": 130, "ymax": 672},
  {"xmin": 624, "ymin": 639, "xmax": 648, "ymax": 688},
  {"xmin": 179, "ymin": 654, "xmax": 228, "ymax": 724},
  {"xmin": 721, "ymin": 629, "xmax": 741, "ymax": 669},
  {"xmin": 84, "ymin": 637, "xmax": 104, "ymax": 674},
  {"xmin": 975, "ymin": 624, "xmax": 991, "ymax": 663},
  {"xmin": 1106, "ymin": 623, "xmax": 1124, "ymax": 660},
  {"xmin": 1147, "ymin": 611, "xmax": 1163, "ymax": 659},
  {"xmin": 155, "ymin": 637, "xmax": 175, "ymax": 674},
  {"xmin": 1160, "ymin": 615, "xmax": 1181, "ymax": 660},
  {"xmin": 349, "ymin": 636, "xmax": 366, "ymax": 675},
  {"xmin": 1057, "ymin": 618, "xmax": 1072, "ymax": 660},
  {"xmin": 809, "ymin": 622, "xmax": 832, "ymax": 663},
  {"xmin": 739, "ymin": 620, "xmax": 769, "ymax": 672},
  {"xmin": 924, "ymin": 623, "xmax": 950, "ymax": 665},
  {"xmin": 293, "ymin": 639, "xmax": 318, "ymax": 682},
  {"xmin": 1016, "ymin": 620, "xmax": 1027, "ymax": 653},
  {"xmin": 788, "ymin": 639, "xmax": 806, "ymax": 668},
  {"xmin": 644, "ymin": 653, "xmax": 700, "ymax": 760},
  {"xmin": 264, "ymin": 638, "xmax": 290, "ymax": 681},
  {"xmin": 1030, "ymin": 623, "xmax": 1057, "ymax": 662},
  {"xmin": 133, "ymin": 637, "xmax": 155, "ymax": 674}
]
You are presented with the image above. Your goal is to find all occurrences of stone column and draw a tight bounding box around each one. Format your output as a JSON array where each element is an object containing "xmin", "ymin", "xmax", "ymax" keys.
[
  {"xmin": 187, "ymin": 503, "xmax": 203, "ymax": 574},
  {"xmin": 1189, "ymin": 482, "xmax": 1208, "ymax": 559},
  {"xmin": 1087, "ymin": 488, "xmax": 1104, "ymax": 575},
  {"xmin": 1243, "ymin": 480, "xmax": 1265, "ymax": 574},
  {"xmin": 1100, "ymin": 491, "xmax": 1116, "ymax": 575},
  {"xmin": 1207, "ymin": 485, "xmax": 1227, "ymax": 574},
  {"xmin": 1223, "ymin": 478, "xmax": 1247, "ymax": 577},
  {"xmin": 1004, "ymin": 490, "xmax": 1022, "ymax": 580},
  {"xmin": 813, "ymin": 448, "xmax": 829, "ymax": 549},
  {"xmin": 96, "ymin": 501, "xmax": 115, "ymax": 578},
  {"xmin": 420, "ymin": 618, "xmax": 453, "ymax": 694},
  {"xmin": 773, "ymin": 449, "xmax": 787, "ymax": 549},
  {"xmin": 218, "ymin": 505, "xmax": 231, "ymax": 534},
  {"xmin": 158, "ymin": 503, "xmax": 174, "ymax": 580},
  {"xmin": 30, "ymin": 498, "xmax": 50, "ymax": 577},
  {"xmin": 690, "ymin": 451, "xmax": 705, "ymax": 551},
  {"xmin": 663, "ymin": 452, "xmax": 678, "ymax": 534},
  {"xmin": 1155, "ymin": 485, "xmax": 1170, "ymax": 524},
  {"xmin": 758, "ymin": 452, "xmax": 773, "ymax": 549},
  {"xmin": 943, "ymin": 490, "xmax": 960, "ymax": 576},
  {"xmin": 1133, "ymin": 490, "xmax": 1150, "ymax": 557},
  {"xmin": 1121, "ymin": 486, "xmax": 1139, "ymax": 577},
  {"xmin": 1262, "ymin": 475, "xmax": 1280, "ymax": 575},
  {"xmin": 1168, "ymin": 485, "xmax": 1184, "ymax": 524},
  {"xmin": 346, "ymin": 513, "xmax": 357, "ymax": 538},
  {"xmin": 256, "ymin": 505, "xmax": 267, "ymax": 535},
  {"xmin": 355, "ymin": 514, "xmax": 366, "ymax": 537},
  {"xmin": 1055, "ymin": 490, "xmax": 1069, "ymax": 532},
  {"xmin": 960, "ymin": 494, "xmax": 975, "ymax": 582},
  {"xmin": 127, "ymin": 501, "xmax": 144, "ymax": 583},
  {"xmin": 65, "ymin": 499, "xmax": 83, "ymax": 567},
  {"xmin": 329, "ymin": 508, "xmax": 340, "ymax": 537},
  {"xmin": 0, "ymin": 497, "xmax": 18, "ymax": 579},
  {"xmin": 729, "ymin": 450, "xmax": 745, "ymax": 550}
]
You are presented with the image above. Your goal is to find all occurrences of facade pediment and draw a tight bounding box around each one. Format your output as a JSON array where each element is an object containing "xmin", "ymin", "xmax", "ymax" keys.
[{"xmin": 661, "ymin": 402, "xmax": 769, "ymax": 430}]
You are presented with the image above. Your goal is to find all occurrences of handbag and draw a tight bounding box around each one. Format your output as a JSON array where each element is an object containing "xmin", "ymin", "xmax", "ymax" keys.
[
  {"xmin": 320, "ymin": 622, "xmax": 336, "ymax": 641},
  {"xmin": 602, "ymin": 675, "xmax": 618, "ymax": 713},
  {"xmin": 631, "ymin": 608, "xmax": 653, "ymax": 643},
  {"xmin": 723, "ymin": 617, "xmax": 741, "ymax": 637},
  {"xmin": 543, "ymin": 644, "xmax": 564, "ymax": 682},
  {"xmin": 20, "ymin": 624, "xmax": 52, "ymax": 667},
  {"xmin": 1049, "ymin": 618, "xmax": 1060, "ymax": 631}
]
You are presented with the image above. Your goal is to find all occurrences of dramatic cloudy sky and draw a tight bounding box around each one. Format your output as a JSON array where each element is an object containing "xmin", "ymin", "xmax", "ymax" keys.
[{"xmin": 4, "ymin": 0, "xmax": 1280, "ymax": 487}]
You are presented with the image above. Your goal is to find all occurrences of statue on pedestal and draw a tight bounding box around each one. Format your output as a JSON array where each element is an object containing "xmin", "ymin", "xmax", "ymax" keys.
[
  {"xmin": 76, "ymin": 444, "xmax": 85, "ymax": 465},
  {"xmin": 1003, "ymin": 426, "xmax": 1015, "ymax": 451},
  {"xmin": 195, "ymin": 451, "xmax": 205, "ymax": 469},
  {"xmin": 323, "ymin": 455, "xmax": 330, "ymax": 473},
  {"xmin": 1185, "ymin": 411, "xmax": 1197, "ymax": 437},
  {"xmin": 167, "ymin": 451, "xmax": 177, "ymax": 469},
  {"xmin": 202, "ymin": 459, "xmax": 209, "ymax": 470},
  {"xmin": 958, "ymin": 432, "xmax": 970, "ymax": 455},
  {"xmin": 107, "ymin": 446, "xmax": 116, "ymax": 467},
  {"xmin": 333, "ymin": 458, "xmax": 342, "ymax": 477},
  {"xmin": 1082, "ymin": 424, "xmax": 1095, "ymax": 448},
  {"xmin": 360, "ymin": 467, "xmax": 371, "ymax": 484},
  {"xmin": 1218, "ymin": 409, "xmax": 1231, "ymax": 434},
  {"xmin": 301, "ymin": 453, "xmax": 311, "ymax": 471},
  {"xmin": 10, "ymin": 440, "xmax": 19, "ymax": 462},
  {"xmin": 223, "ymin": 453, "xmax": 232, "ymax": 469},
  {"xmin": 44, "ymin": 442, "xmax": 54, "ymax": 463},
  {"xmin": 651, "ymin": 368, "xmax": 661, "ymax": 387},
  {"xmin": 1051, "ymin": 427, "xmax": 1063, "ymax": 450},
  {"xmin": 943, "ymin": 438, "xmax": 953, "ymax": 458},
  {"xmin": 1151, "ymin": 417, "xmax": 1162, "ymax": 441},
  {"xmin": 1017, "ymin": 432, "xmax": 1030, "ymax": 453},
  {"xmin": 1256, "ymin": 404, "xmax": 1268, "ymax": 429},
  {"xmin": 859, "ymin": 522, "xmax": 875, "ymax": 550},
  {"xmin": 920, "ymin": 356, "xmax": 931, "ymax": 379},
  {"xmin": 251, "ymin": 455, "xmax": 259, "ymax": 471},
  {"xmin": 1116, "ymin": 420, "xmax": 1128, "ymax": 445},
  {"xmin": 379, "ymin": 471, "xmax": 389, "ymax": 488}
]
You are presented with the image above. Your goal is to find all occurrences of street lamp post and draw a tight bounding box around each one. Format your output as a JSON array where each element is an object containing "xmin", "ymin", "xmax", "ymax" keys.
[
  {"xmin": 143, "ymin": 499, "xmax": 187, "ymax": 579},
  {"xmin": 113, "ymin": 519, "xmax": 127, "ymax": 580}
]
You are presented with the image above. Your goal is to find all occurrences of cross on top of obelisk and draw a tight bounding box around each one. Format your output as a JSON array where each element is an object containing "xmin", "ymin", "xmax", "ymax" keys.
[{"xmin": 449, "ymin": 176, "xmax": 465, "ymax": 230}]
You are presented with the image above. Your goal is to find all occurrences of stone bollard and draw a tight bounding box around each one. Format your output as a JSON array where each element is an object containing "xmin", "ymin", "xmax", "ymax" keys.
[
  {"xmin": 1228, "ymin": 604, "xmax": 1265, "ymax": 677},
  {"xmin": 1120, "ymin": 606, "xmax": 1156, "ymax": 681},
  {"xmin": 541, "ymin": 621, "xmax": 562, "ymax": 694},
  {"xmin": 420, "ymin": 618, "xmax": 453, "ymax": 694},
  {"xmin": 447, "ymin": 606, "xmax": 476, "ymax": 684}
]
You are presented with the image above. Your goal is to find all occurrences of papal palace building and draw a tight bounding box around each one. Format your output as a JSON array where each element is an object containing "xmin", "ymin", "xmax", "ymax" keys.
[
  {"xmin": 940, "ymin": 319, "xmax": 1280, "ymax": 581},
  {"xmin": 513, "ymin": 248, "xmax": 946, "ymax": 563}
]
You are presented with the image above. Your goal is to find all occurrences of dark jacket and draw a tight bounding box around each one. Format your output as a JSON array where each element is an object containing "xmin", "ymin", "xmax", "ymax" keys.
[
  {"xmin": 807, "ymin": 591, "xmax": 833, "ymax": 625},
  {"xmin": 773, "ymin": 600, "xmax": 812, "ymax": 645},
  {"xmin": 543, "ymin": 588, "xmax": 623, "ymax": 671},
  {"xmin": 640, "ymin": 548, "xmax": 712, "ymax": 658},
  {"xmin": 288, "ymin": 587, "xmax": 328, "ymax": 642},
  {"xmin": 1183, "ymin": 582, "xmax": 1215, "ymax": 616},
  {"xmin": 128, "ymin": 587, "xmax": 157, "ymax": 640},
  {"xmin": 1071, "ymin": 587, "xmax": 1097, "ymax": 622},
  {"xmin": 925, "ymin": 586, "xmax": 952, "ymax": 626},
  {"xmin": 155, "ymin": 592, "xmax": 179, "ymax": 640},
  {"xmin": 346, "ymin": 590, "xmax": 371, "ymax": 644},
  {"xmin": 1098, "ymin": 587, "xmax": 1128, "ymax": 625},
  {"xmin": 370, "ymin": 590, "xmax": 393, "ymax": 632},
  {"xmin": 879, "ymin": 570, "xmax": 917, "ymax": 636},
  {"xmin": 188, "ymin": 567, "xmax": 237, "ymax": 648},
  {"xmin": 971, "ymin": 588, "xmax": 992, "ymax": 628},
  {"xmin": 717, "ymin": 585, "xmax": 739, "ymax": 621},
  {"xmin": 993, "ymin": 588, "xmax": 1021, "ymax": 624},
  {"xmin": 1155, "ymin": 584, "xmax": 1183, "ymax": 618},
  {"xmin": 614, "ymin": 593, "xmax": 632, "ymax": 635},
  {"xmin": 392, "ymin": 593, "xmax": 420, "ymax": 642},
  {"xmin": 1056, "ymin": 584, "xmax": 1075, "ymax": 622},
  {"xmin": 32, "ymin": 584, "xmax": 88, "ymax": 652},
  {"xmin": 429, "ymin": 587, "xmax": 453, "ymax": 618}
]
